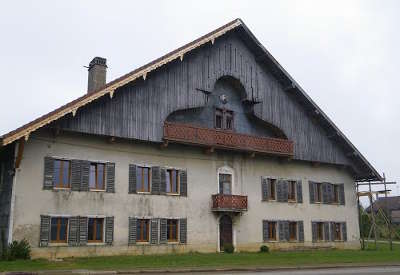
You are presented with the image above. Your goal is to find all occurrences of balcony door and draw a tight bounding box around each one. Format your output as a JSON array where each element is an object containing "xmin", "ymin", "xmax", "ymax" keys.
[
  {"xmin": 219, "ymin": 173, "xmax": 232, "ymax": 195},
  {"xmin": 219, "ymin": 215, "xmax": 233, "ymax": 251}
]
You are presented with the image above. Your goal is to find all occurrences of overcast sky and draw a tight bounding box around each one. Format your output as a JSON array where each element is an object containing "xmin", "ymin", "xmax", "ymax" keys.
[{"xmin": 1, "ymin": 1, "xmax": 398, "ymax": 200}]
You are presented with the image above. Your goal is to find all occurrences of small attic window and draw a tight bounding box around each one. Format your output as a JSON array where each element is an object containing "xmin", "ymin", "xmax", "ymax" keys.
[
  {"xmin": 215, "ymin": 109, "xmax": 223, "ymax": 129},
  {"xmin": 215, "ymin": 108, "xmax": 234, "ymax": 130}
]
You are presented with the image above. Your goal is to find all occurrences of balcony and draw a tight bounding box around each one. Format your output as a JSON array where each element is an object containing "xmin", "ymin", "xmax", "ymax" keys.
[
  {"xmin": 211, "ymin": 194, "xmax": 248, "ymax": 212},
  {"xmin": 163, "ymin": 122, "xmax": 293, "ymax": 157}
]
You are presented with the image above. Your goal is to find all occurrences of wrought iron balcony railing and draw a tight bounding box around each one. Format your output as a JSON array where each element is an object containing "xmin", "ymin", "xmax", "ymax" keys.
[{"xmin": 211, "ymin": 194, "xmax": 248, "ymax": 212}]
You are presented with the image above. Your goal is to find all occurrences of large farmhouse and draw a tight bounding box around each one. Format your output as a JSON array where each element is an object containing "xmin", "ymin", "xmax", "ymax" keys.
[{"xmin": 0, "ymin": 19, "xmax": 381, "ymax": 259}]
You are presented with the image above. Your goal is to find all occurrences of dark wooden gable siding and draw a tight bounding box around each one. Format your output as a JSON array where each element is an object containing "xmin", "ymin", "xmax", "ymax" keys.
[{"xmin": 57, "ymin": 32, "xmax": 351, "ymax": 168}]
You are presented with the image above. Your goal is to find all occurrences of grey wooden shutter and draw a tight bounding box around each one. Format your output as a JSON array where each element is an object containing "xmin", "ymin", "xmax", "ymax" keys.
[
  {"xmin": 128, "ymin": 217, "xmax": 137, "ymax": 245},
  {"xmin": 327, "ymin": 183, "xmax": 334, "ymax": 204},
  {"xmin": 323, "ymin": 222, "xmax": 330, "ymax": 241},
  {"xmin": 68, "ymin": 216, "xmax": 80, "ymax": 246},
  {"xmin": 159, "ymin": 218, "xmax": 167, "ymax": 244},
  {"xmin": 80, "ymin": 161, "xmax": 90, "ymax": 192},
  {"xmin": 282, "ymin": 180, "xmax": 289, "ymax": 202},
  {"xmin": 160, "ymin": 168, "xmax": 167, "ymax": 195},
  {"xmin": 150, "ymin": 219, "xmax": 159, "ymax": 244},
  {"xmin": 342, "ymin": 222, "xmax": 347, "ymax": 241},
  {"xmin": 278, "ymin": 221, "xmax": 286, "ymax": 241},
  {"xmin": 106, "ymin": 163, "xmax": 115, "ymax": 193},
  {"xmin": 309, "ymin": 181, "xmax": 315, "ymax": 203},
  {"xmin": 79, "ymin": 216, "xmax": 88, "ymax": 245},
  {"xmin": 71, "ymin": 160, "xmax": 82, "ymax": 191},
  {"xmin": 261, "ymin": 178, "xmax": 269, "ymax": 201},
  {"xmin": 277, "ymin": 180, "xmax": 286, "ymax": 202},
  {"xmin": 339, "ymin": 184, "xmax": 345, "ymax": 205},
  {"xmin": 179, "ymin": 218, "xmax": 187, "ymax": 244},
  {"xmin": 43, "ymin": 157, "xmax": 54, "ymax": 190},
  {"xmin": 330, "ymin": 222, "xmax": 335, "ymax": 241},
  {"xmin": 128, "ymin": 164, "xmax": 137, "ymax": 194},
  {"xmin": 105, "ymin": 216, "xmax": 114, "ymax": 245},
  {"xmin": 296, "ymin": 180, "xmax": 303, "ymax": 203},
  {"xmin": 322, "ymin": 183, "xmax": 329, "ymax": 204},
  {"xmin": 298, "ymin": 221, "xmax": 304, "ymax": 242},
  {"xmin": 311, "ymin": 222, "xmax": 317, "ymax": 242},
  {"xmin": 180, "ymin": 170, "xmax": 188, "ymax": 197},
  {"xmin": 262, "ymin": 220, "xmax": 269, "ymax": 241},
  {"xmin": 151, "ymin": 166, "xmax": 161, "ymax": 195},
  {"xmin": 284, "ymin": 221, "xmax": 290, "ymax": 241},
  {"xmin": 39, "ymin": 215, "xmax": 50, "ymax": 247}
]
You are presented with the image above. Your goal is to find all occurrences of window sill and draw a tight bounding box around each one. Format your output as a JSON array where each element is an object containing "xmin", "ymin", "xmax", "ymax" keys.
[
  {"xmin": 49, "ymin": 242, "xmax": 68, "ymax": 247},
  {"xmin": 136, "ymin": 191, "xmax": 151, "ymax": 195},
  {"xmin": 167, "ymin": 241, "xmax": 179, "ymax": 244},
  {"xmin": 135, "ymin": 241, "xmax": 150, "ymax": 245},
  {"xmin": 89, "ymin": 189, "xmax": 106, "ymax": 192},
  {"xmin": 166, "ymin": 193, "xmax": 180, "ymax": 196},
  {"xmin": 288, "ymin": 200, "xmax": 297, "ymax": 203},
  {"xmin": 87, "ymin": 242, "xmax": 105, "ymax": 246},
  {"xmin": 53, "ymin": 187, "xmax": 71, "ymax": 191}
]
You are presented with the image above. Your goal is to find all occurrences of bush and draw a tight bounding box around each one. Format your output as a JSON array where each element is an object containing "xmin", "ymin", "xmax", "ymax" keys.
[
  {"xmin": 2, "ymin": 239, "xmax": 31, "ymax": 261},
  {"xmin": 260, "ymin": 245, "xmax": 269, "ymax": 253},
  {"xmin": 223, "ymin": 243, "xmax": 234, "ymax": 253}
]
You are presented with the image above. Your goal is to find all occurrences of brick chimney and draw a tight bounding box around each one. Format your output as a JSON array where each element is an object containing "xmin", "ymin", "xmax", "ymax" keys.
[{"xmin": 87, "ymin": 57, "xmax": 107, "ymax": 94}]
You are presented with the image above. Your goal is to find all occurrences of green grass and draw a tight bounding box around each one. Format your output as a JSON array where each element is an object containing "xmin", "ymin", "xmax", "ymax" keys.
[{"xmin": 1, "ymin": 244, "xmax": 400, "ymax": 272}]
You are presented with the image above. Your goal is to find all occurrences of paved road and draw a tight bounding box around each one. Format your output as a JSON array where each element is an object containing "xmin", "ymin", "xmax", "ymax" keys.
[{"xmin": 174, "ymin": 266, "xmax": 400, "ymax": 275}]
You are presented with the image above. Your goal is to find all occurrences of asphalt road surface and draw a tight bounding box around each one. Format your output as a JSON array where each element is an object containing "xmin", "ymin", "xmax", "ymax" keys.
[{"xmin": 174, "ymin": 266, "xmax": 400, "ymax": 275}]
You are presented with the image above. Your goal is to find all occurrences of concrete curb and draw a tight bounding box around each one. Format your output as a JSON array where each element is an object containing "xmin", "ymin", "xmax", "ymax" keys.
[{"xmin": 3, "ymin": 263, "xmax": 400, "ymax": 275}]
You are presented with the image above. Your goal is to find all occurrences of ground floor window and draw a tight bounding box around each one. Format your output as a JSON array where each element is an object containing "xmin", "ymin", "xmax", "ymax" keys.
[
  {"xmin": 268, "ymin": 221, "xmax": 277, "ymax": 240},
  {"xmin": 88, "ymin": 218, "xmax": 104, "ymax": 243},
  {"xmin": 316, "ymin": 222, "xmax": 324, "ymax": 241},
  {"xmin": 136, "ymin": 219, "xmax": 150, "ymax": 242},
  {"xmin": 50, "ymin": 217, "xmax": 68, "ymax": 243},
  {"xmin": 334, "ymin": 222, "xmax": 342, "ymax": 241},
  {"xmin": 289, "ymin": 221, "xmax": 297, "ymax": 241},
  {"xmin": 167, "ymin": 219, "xmax": 178, "ymax": 242}
]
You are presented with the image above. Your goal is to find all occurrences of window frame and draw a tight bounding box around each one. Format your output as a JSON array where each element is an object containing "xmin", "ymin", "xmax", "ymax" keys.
[
  {"xmin": 334, "ymin": 222, "xmax": 342, "ymax": 241},
  {"xmin": 166, "ymin": 169, "xmax": 180, "ymax": 195},
  {"xmin": 268, "ymin": 178, "xmax": 276, "ymax": 200},
  {"xmin": 214, "ymin": 108, "xmax": 234, "ymax": 131},
  {"xmin": 315, "ymin": 183, "xmax": 323, "ymax": 203},
  {"xmin": 288, "ymin": 180, "xmax": 297, "ymax": 202},
  {"xmin": 87, "ymin": 217, "xmax": 104, "ymax": 243},
  {"xmin": 167, "ymin": 219, "xmax": 179, "ymax": 243},
  {"xmin": 224, "ymin": 110, "xmax": 234, "ymax": 131},
  {"xmin": 268, "ymin": 221, "xmax": 277, "ymax": 241},
  {"xmin": 289, "ymin": 221, "xmax": 297, "ymax": 241},
  {"xmin": 89, "ymin": 162, "xmax": 106, "ymax": 191},
  {"xmin": 333, "ymin": 184, "xmax": 340, "ymax": 204},
  {"xmin": 50, "ymin": 217, "xmax": 69, "ymax": 244},
  {"xmin": 215, "ymin": 108, "xmax": 223, "ymax": 129},
  {"xmin": 136, "ymin": 219, "xmax": 150, "ymax": 243},
  {"xmin": 53, "ymin": 159, "xmax": 71, "ymax": 189},
  {"xmin": 136, "ymin": 166, "xmax": 151, "ymax": 193},
  {"xmin": 316, "ymin": 222, "xmax": 324, "ymax": 241}
]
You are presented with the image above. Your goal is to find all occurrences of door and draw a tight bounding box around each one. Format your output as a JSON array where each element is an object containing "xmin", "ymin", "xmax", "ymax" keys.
[
  {"xmin": 219, "ymin": 173, "xmax": 232, "ymax": 195},
  {"xmin": 219, "ymin": 215, "xmax": 233, "ymax": 251}
]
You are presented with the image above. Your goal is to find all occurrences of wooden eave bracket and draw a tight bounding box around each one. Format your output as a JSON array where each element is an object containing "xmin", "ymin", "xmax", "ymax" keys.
[
  {"xmin": 109, "ymin": 89, "xmax": 115, "ymax": 99},
  {"xmin": 15, "ymin": 138, "xmax": 25, "ymax": 169}
]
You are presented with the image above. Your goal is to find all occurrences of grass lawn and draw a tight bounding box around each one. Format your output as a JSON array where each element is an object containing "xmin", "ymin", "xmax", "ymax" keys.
[{"xmin": 1, "ymin": 243, "xmax": 400, "ymax": 272}]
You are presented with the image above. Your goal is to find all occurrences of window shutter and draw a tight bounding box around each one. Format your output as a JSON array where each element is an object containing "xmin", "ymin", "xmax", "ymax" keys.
[
  {"xmin": 150, "ymin": 218, "xmax": 159, "ymax": 244},
  {"xmin": 106, "ymin": 163, "xmax": 115, "ymax": 193},
  {"xmin": 151, "ymin": 166, "xmax": 161, "ymax": 195},
  {"xmin": 68, "ymin": 216, "xmax": 80, "ymax": 246},
  {"xmin": 180, "ymin": 170, "xmax": 188, "ymax": 197},
  {"xmin": 43, "ymin": 157, "xmax": 54, "ymax": 190},
  {"xmin": 298, "ymin": 221, "xmax": 304, "ymax": 242},
  {"xmin": 322, "ymin": 183, "xmax": 329, "ymax": 204},
  {"xmin": 323, "ymin": 222, "xmax": 330, "ymax": 241},
  {"xmin": 339, "ymin": 184, "xmax": 345, "ymax": 205},
  {"xmin": 309, "ymin": 181, "xmax": 315, "ymax": 203},
  {"xmin": 284, "ymin": 221, "xmax": 290, "ymax": 241},
  {"xmin": 128, "ymin": 164, "xmax": 137, "ymax": 194},
  {"xmin": 278, "ymin": 221, "xmax": 286, "ymax": 241},
  {"xmin": 160, "ymin": 168, "xmax": 167, "ymax": 195},
  {"xmin": 330, "ymin": 222, "xmax": 335, "ymax": 241},
  {"xmin": 327, "ymin": 183, "xmax": 334, "ymax": 204},
  {"xmin": 79, "ymin": 216, "xmax": 88, "ymax": 245},
  {"xmin": 277, "ymin": 180, "xmax": 286, "ymax": 202},
  {"xmin": 296, "ymin": 180, "xmax": 303, "ymax": 203},
  {"xmin": 262, "ymin": 220, "xmax": 269, "ymax": 242},
  {"xmin": 261, "ymin": 178, "xmax": 269, "ymax": 201},
  {"xmin": 342, "ymin": 222, "xmax": 347, "ymax": 241},
  {"xmin": 39, "ymin": 215, "xmax": 50, "ymax": 247},
  {"xmin": 80, "ymin": 161, "xmax": 90, "ymax": 192},
  {"xmin": 159, "ymin": 218, "xmax": 167, "ymax": 244},
  {"xmin": 128, "ymin": 217, "xmax": 137, "ymax": 245},
  {"xmin": 71, "ymin": 160, "xmax": 82, "ymax": 191},
  {"xmin": 179, "ymin": 218, "xmax": 187, "ymax": 244},
  {"xmin": 311, "ymin": 222, "xmax": 317, "ymax": 243},
  {"xmin": 105, "ymin": 216, "xmax": 114, "ymax": 245},
  {"xmin": 282, "ymin": 180, "xmax": 289, "ymax": 202}
]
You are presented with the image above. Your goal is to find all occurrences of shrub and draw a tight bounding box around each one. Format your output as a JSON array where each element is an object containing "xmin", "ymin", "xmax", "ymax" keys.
[
  {"xmin": 260, "ymin": 245, "xmax": 269, "ymax": 253},
  {"xmin": 223, "ymin": 243, "xmax": 234, "ymax": 253},
  {"xmin": 2, "ymin": 239, "xmax": 31, "ymax": 261}
]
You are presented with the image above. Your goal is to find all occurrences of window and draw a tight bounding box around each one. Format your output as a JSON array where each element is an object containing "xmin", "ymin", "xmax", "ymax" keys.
[
  {"xmin": 136, "ymin": 219, "xmax": 149, "ymax": 242},
  {"xmin": 219, "ymin": 173, "xmax": 232, "ymax": 195},
  {"xmin": 225, "ymin": 111, "xmax": 233, "ymax": 130},
  {"xmin": 268, "ymin": 221, "xmax": 277, "ymax": 240},
  {"xmin": 136, "ymin": 166, "xmax": 151, "ymax": 193},
  {"xmin": 316, "ymin": 222, "xmax": 324, "ymax": 241},
  {"xmin": 215, "ymin": 109, "xmax": 223, "ymax": 129},
  {"xmin": 268, "ymin": 179, "xmax": 276, "ymax": 200},
  {"xmin": 288, "ymin": 181, "xmax": 296, "ymax": 201},
  {"xmin": 315, "ymin": 183, "xmax": 322, "ymax": 203},
  {"xmin": 215, "ymin": 108, "xmax": 234, "ymax": 130},
  {"xmin": 166, "ymin": 169, "xmax": 179, "ymax": 194},
  {"xmin": 289, "ymin": 222, "xmax": 297, "ymax": 241},
  {"xmin": 333, "ymin": 185, "xmax": 339, "ymax": 204},
  {"xmin": 167, "ymin": 219, "xmax": 178, "ymax": 242},
  {"xmin": 50, "ymin": 217, "xmax": 68, "ymax": 243},
  {"xmin": 89, "ymin": 163, "xmax": 105, "ymax": 190},
  {"xmin": 334, "ymin": 223, "xmax": 342, "ymax": 241},
  {"xmin": 88, "ymin": 218, "xmax": 104, "ymax": 243},
  {"xmin": 53, "ymin": 159, "xmax": 71, "ymax": 188}
]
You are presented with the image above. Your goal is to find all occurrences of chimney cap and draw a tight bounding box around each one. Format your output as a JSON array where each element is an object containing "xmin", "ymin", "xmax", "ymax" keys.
[{"xmin": 89, "ymin": 57, "xmax": 107, "ymax": 70}]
